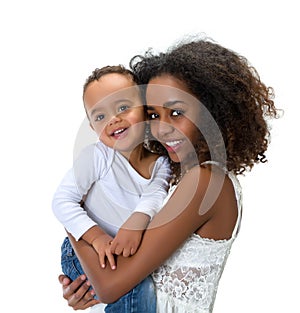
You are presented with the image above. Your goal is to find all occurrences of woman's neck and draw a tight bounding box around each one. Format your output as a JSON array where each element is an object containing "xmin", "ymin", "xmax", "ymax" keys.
[{"xmin": 170, "ymin": 157, "xmax": 200, "ymax": 186}]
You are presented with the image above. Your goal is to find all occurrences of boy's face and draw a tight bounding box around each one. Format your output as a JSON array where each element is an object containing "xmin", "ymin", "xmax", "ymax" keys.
[{"xmin": 84, "ymin": 73, "xmax": 146, "ymax": 154}]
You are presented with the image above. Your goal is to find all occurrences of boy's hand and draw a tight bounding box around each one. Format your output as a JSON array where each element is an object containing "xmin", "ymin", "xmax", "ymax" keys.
[
  {"xmin": 110, "ymin": 228, "xmax": 144, "ymax": 257},
  {"xmin": 109, "ymin": 212, "xmax": 150, "ymax": 257},
  {"xmin": 91, "ymin": 233, "xmax": 116, "ymax": 270},
  {"xmin": 82, "ymin": 226, "xmax": 116, "ymax": 270}
]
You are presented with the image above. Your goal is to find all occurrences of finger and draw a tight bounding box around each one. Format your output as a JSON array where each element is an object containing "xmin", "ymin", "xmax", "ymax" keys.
[
  {"xmin": 122, "ymin": 247, "xmax": 131, "ymax": 258},
  {"xmin": 106, "ymin": 251, "xmax": 116, "ymax": 270},
  {"xmin": 130, "ymin": 245, "xmax": 137, "ymax": 255},
  {"xmin": 67, "ymin": 280, "xmax": 92, "ymax": 307},
  {"xmin": 71, "ymin": 297, "xmax": 100, "ymax": 311},
  {"xmin": 99, "ymin": 250, "xmax": 106, "ymax": 268},
  {"xmin": 77, "ymin": 298, "xmax": 101, "ymax": 310},
  {"xmin": 77, "ymin": 283, "xmax": 98, "ymax": 304},
  {"xmin": 63, "ymin": 275, "xmax": 87, "ymax": 299},
  {"xmin": 114, "ymin": 244, "xmax": 123, "ymax": 256},
  {"xmin": 58, "ymin": 274, "xmax": 70, "ymax": 286},
  {"xmin": 83, "ymin": 288, "xmax": 97, "ymax": 302},
  {"xmin": 109, "ymin": 240, "xmax": 116, "ymax": 254},
  {"xmin": 68, "ymin": 282, "xmax": 101, "ymax": 310}
]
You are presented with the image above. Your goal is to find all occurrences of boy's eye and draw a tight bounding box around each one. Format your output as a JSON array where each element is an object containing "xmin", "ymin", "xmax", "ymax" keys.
[
  {"xmin": 95, "ymin": 114, "xmax": 105, "ymax": 121},
  {"xmin": 118, "ymin": 104, "xmax": 129, "ymax": 113}
]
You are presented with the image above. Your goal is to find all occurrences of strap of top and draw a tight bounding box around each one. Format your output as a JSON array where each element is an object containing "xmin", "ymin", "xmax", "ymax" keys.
[{"xmin": 228, "ymin": 172, "xmax": 243, "ymax": 238}]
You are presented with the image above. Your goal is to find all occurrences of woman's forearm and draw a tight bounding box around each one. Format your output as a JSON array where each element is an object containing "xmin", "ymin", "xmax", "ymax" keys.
[
  {"xmin": 69, "ymin": 213, "xmax": 202, "ymax": 304},
  {"xmin": 68, "ymin": 222, "xmax": 181, "ymax": 303},
  {"xmin": 69, "ymin": 167, "xmax": 212, "ymax": 303}
]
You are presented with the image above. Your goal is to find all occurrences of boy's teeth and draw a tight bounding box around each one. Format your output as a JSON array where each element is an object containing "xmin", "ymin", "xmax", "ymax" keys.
[
  {"xmin": 166, "ymin": 140, "xmax": 182, "ymax": 147},
  {"xmin": 114, "ymin": 128, "xmax": 124, "ymax": 135}
]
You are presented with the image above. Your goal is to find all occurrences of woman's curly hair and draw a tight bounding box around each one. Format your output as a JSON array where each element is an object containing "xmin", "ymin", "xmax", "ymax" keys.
[{"xmin": 130, "ymin": 37, "xmax": 280, "ymax": 175}]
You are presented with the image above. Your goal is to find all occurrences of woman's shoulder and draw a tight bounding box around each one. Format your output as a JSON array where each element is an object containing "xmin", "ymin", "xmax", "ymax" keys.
[
  {"xmin": 187, "ymin": 163, "xmax": 241, "ymax": 240},
  {"xmin": 184, "ymin": 163, "xmax": 222, "ymax": 187}
]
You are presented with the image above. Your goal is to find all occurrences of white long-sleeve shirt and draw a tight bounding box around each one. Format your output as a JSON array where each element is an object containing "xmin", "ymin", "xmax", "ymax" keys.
[{"xmin": 52, "ymin": 141, "xmax": 171, "ymax": 240}]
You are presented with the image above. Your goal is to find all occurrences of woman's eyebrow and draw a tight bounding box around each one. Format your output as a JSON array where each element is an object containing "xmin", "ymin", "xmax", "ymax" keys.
[
  {"xmin": 147, "ymin": 101, "xmax": 185, "ymax": 110},
  {"xmin": 163, "ymin": 100, "xmax": 185, "ymax": 108}
]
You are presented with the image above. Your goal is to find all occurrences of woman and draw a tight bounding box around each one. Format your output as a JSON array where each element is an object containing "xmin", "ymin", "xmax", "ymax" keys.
[{"xmin": 59, "ymin": 37, "xmax": 279, "ymax": 312}]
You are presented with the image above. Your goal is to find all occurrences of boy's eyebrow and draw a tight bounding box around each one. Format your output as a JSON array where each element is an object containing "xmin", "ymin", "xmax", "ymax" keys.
[
  {"xmin": 89, "ymin": 98, "xmax": 135, "ymax": 117},
  {"xmin": 89, "ymin": 107, "xmax": 102, "ymax": 118}
]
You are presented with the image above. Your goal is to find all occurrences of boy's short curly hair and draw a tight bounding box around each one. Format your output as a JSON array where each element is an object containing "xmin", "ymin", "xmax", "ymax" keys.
[
  {"xmin": 130, "ymin": 38, "xmax": 279, "ymax": 174},
  {"xmin": 83, "ymin": 65, "xmax": 136, "ymax": 95}
]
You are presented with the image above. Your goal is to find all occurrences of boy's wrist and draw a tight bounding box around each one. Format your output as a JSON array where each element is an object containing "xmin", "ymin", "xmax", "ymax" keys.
[
  {"xmin": 82, "ymin": 225, "xmax": 106, "ymax": 246},
  {"xmin": 90, "ymin": 236, "xmax": 103, "ymax": 250},
  {"xmin": 122, "ymin": 212, "xmax": 151, "ymax": 231}
]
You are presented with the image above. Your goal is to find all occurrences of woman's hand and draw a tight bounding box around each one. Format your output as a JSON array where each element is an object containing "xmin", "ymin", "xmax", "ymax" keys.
[{"xmin": 58, "ymin": 274, "xmax": 100, "ymax": 310}]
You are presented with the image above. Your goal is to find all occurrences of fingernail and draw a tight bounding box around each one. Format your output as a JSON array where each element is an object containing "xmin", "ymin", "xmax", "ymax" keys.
[{"xmin": 62, "ymin": 278, "xmax": 69, "ymax": 285}]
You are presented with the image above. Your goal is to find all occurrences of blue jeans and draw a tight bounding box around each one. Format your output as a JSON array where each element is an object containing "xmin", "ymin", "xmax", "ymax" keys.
[{"xmin": 61, "ymin": 237, "xmax": 156, "ymax": 313}]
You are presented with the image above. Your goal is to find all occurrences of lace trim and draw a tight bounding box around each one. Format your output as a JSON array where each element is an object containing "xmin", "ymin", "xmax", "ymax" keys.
[{"xmin": 190, "ymin": 232, "xmax": 233, "ymax": 243}]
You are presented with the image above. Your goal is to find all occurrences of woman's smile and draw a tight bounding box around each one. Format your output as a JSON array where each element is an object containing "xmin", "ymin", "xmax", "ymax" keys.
[{"xmin": 163, "ymin": 139, "xmax": 184, "ymax": 152}]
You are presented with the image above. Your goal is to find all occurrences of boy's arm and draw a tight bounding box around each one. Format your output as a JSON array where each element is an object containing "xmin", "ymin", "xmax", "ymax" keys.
[
  {"xmin": 109, "ymin": 212, "xmax": 150, "ymax": 257},
  {"xmin": 52, "ymin": 144, "xmax": 103, "ymax": 240},
  {"xmin": 110, "ymin": 158, "xmax": 170, "ymax": 257}
]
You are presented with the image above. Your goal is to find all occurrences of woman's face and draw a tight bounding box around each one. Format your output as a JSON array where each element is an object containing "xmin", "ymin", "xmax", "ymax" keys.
[{"xmin": 146, "ymin": 75, "xmax": 201, "ymax": 163}]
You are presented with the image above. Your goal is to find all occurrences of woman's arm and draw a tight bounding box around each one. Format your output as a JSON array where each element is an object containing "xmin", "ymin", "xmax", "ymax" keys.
[{"xmin": 69, "ymin": 166, "xmax": 224, "ymax": 303}]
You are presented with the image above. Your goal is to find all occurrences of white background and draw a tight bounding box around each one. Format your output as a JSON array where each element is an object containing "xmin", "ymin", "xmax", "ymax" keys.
[{"xmin": 1, "ymin": 0, "xmax": 299, "ymax": 312}]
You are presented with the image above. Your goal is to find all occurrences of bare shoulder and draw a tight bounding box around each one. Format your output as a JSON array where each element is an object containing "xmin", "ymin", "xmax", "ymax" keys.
[{"xmin": 189, "ymin": 164, "xmax": 239, "ymax": 240}]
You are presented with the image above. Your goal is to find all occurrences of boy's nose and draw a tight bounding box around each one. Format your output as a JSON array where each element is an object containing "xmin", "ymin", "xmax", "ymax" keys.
[{"xmin": 108, "ymin": 115, "xmax": 122, "ymax": 126}]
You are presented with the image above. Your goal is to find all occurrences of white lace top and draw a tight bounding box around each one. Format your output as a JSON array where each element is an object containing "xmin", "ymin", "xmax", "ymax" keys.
[{"xmin": 152, "ymin": 169, "xmax": 242, "ymax": 313}]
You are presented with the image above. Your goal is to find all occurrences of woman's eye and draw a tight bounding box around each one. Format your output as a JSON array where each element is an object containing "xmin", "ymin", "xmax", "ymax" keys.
[
  {"xmin": 172, "ymin": 109, "xmax": 184, "ymax": 117},
  {"xmin": 95, "ymin": 114, "xmax": 105, "ymax": 121},
  {"xmin": 148, "ymin": 112, "xmax": 158, "ymax": 120}
]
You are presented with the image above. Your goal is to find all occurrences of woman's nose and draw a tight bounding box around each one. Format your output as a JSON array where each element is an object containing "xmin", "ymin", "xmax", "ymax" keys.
[{"xmin": 156, "ymin": 120, "xmax": 174, "ymax": 137}]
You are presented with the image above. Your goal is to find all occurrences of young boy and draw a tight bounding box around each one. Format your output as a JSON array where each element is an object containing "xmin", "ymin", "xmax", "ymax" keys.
[{"xmin": 52, "ymin": 65, "xmax": 170, "ymax": 312}]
